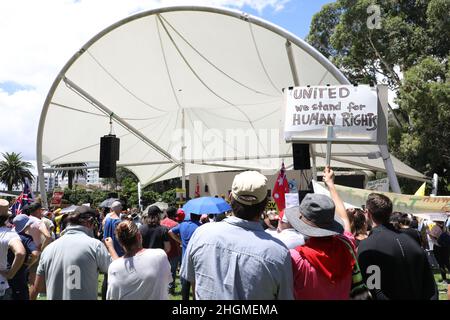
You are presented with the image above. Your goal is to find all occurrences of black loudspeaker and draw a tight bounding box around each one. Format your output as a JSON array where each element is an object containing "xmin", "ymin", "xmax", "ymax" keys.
[
  {"xmin": 292, "ymin": 143, "xmax": 311, "ymax": 170},
  {"xmin": 99, "ymin": 135, "xmax": 120, "ymax": 178}
]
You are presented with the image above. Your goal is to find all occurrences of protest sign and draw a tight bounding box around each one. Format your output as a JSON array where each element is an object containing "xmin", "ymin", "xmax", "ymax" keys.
[
  {"xmin": 284, "ymin": 85, "xmax": 378, "ymax": 143},
  {"xmin": 285, "ymin": 193, "xmax": 299, "ymax": 208},
  {"xmin": 50, "ymin": 191, "xmax": 64, "ymax": 206},
  {"xmin": 175, "ymin": 188, "xmax": 186, "ymax": 205},
  {"xmin": 312, "ymin": 180, "xmax": 450, "ymax": 214},
  {"xmin": 365, "ymin": 178, "xmax": 389, "ymax": 192}
]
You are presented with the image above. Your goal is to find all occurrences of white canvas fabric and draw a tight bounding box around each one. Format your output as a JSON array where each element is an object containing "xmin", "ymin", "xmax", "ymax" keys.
[{"xmin": 37, "ymin": 6, "xmax": 426, "ymax": 188}]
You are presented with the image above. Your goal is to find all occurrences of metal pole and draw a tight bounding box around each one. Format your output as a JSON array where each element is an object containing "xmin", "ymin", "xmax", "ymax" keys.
[
  {"xmin": 146, "ymin": 163, "xmax": 181, "ymax": 185},
  {"xmin": 431, "ymin": 173, "xmax": 438, "ymax": 196},
  {"xmin": 63, "ymin": 77, "xmax": 180, "ymax": 165},
  {"xmin": 181, "ymin": 108, "xmax": 186, "ymax": 200},
  {"xmin": 43, "ymin": 160, "xmax": 173, "ymax": 172},
  {"xmin": 325, "ymin": 126, "xmax": 333, "ymax": 166},
  {"xmin": 310, "ymin": 144, "xmax": 317, "ymax": 180},
  {"xmin": 138, "ymin": 182, "xmax": 143, "ymax": 211},
  {"xmin": 379, "ymin": 144, "xmax": 401, "ymax": 193},
  {"xmin": 285, "ymin": 41, "xmax": 300, "ymax": 86}
]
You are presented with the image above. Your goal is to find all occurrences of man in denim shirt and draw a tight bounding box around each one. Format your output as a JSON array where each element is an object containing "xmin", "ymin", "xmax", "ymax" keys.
[{"xmin": 180, "ymin": 171, "xmax": 293, "ymax": 300}]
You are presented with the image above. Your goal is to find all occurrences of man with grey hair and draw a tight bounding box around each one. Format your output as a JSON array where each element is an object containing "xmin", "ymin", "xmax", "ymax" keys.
[
  {"xmin": 103, "ymin": 201, "xmax": 124, "ymax": 257},
  {"xmin": 30, "ymin": 206, "xmax": 110, "ymax": 300},
  {"xmin": 181, "ymin": 170, "xmax": 293, "ymax": 300}
]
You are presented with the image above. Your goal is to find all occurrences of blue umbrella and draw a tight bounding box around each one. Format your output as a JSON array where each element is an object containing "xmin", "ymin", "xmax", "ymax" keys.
[{"xmin": 182, "ymin": 197, "xmax": 231, "ymax": 219}]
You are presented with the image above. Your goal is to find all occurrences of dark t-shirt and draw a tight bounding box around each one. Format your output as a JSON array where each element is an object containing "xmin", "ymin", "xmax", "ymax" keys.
[
  {"xmin": 399, "ymin": 227, "xmax": 422, "ymax": 246},
  {"xmin": 139, "ymin": 224, "xmax": 169, "ymax": 250},
  {"xmin": 358, "ymin": 224, "xmax": 437, "ymax": 300},
  {"xmin": 7, "ymin": 233, "xmax": 37, "ymax": 287}
]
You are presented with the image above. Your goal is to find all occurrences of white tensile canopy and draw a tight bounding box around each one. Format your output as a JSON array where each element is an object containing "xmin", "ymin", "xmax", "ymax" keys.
[{"xmin": 37, "ymin": 6, "xmax": 426, "ymax": 206}]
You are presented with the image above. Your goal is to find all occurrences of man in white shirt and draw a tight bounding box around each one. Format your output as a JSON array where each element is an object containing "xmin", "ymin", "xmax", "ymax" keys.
[
  {"xmin": 0, "ymin": 199, "xmax": 26, "ymax": 300},
  {"xmin": 265, "ymin": 209, "xmax": 305, "ymax": 249},
  {"xmin": 30, "ymin": 206, "xmax": 110, "ymax": 300}
]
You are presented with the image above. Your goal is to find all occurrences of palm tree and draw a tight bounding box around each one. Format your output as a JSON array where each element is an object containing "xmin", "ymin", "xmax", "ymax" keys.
[
  {"xmin": 0, "ymin": 152, "xmax": 34, "ymax": 191},
  {"xmin": 53, "ymin": 163, "xmax": 87, "ymax": 190}
]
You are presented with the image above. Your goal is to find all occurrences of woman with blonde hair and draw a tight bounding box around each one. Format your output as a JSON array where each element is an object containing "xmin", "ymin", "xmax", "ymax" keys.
[{"xmin": 104, "ymin": 219, "xmax": 172, "ymax": 300}]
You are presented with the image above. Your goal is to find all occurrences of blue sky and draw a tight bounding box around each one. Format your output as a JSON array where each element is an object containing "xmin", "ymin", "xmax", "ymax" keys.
[
  {"xmin": 0, "ymin": 81, "xmax": 34, "ymax": 95},
  {"xmin": 0, "ymin": 0, "xmax": 333, "ymax": 96},
  {"xmin": 241, "ymin": 0, "xmax": 333, "ymax": 39}
]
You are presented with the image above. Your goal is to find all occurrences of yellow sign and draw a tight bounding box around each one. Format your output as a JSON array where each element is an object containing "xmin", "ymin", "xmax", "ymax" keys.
[
  {"xmin": 266, "ymin": 200, "xmax": 278, "ymax": 212},
  {"xmin": 175, "ymin": 188, "xmax": 186, "ymax": 205}
]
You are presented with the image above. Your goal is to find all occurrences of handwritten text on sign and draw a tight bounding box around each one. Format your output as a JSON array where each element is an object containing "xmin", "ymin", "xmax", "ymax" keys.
[{"xmin": 284, "ymin": 85, "xmax": 378, "ymax": 142}]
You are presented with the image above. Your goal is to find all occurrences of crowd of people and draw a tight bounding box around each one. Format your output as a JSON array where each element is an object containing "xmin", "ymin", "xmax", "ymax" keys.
[{"xmin": 0, "ymin": 166, "xmax": 449, "ymax": 300}]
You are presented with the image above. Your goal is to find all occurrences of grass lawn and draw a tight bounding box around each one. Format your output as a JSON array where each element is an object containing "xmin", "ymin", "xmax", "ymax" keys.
[
  {"xmin": 36, "ymin": 270, "xmax": 449, "ymax": 300},
  {"xmin": 434, "ymin": 271, "xmax": 449, "ymax": 301}
]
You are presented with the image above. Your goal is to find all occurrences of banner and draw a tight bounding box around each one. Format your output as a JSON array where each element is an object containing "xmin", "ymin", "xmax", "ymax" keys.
[
  {"xmin": 312, "ymin": 181, "xmax": 357, "ymax": 209},
  {"xmin": 312, "ymin": 180, "xmax": 450, "ymax": 214},
  {"xmin": 284, "ymin": 85, "xmax": 378, "ymax": 143}
]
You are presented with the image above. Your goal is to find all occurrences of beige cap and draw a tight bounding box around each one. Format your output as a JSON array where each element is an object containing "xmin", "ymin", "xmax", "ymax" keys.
[
  {"xmin": 0, "ymin": 199, "xmax": 10, "ymax": 217},
  {"xmin": 231, "ymin": 171, "xmax": 268, "ymax": 206}
]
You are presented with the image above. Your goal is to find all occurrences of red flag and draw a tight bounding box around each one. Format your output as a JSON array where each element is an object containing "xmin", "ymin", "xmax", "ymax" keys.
[
  {"xmin": 195, "ymin": 177, "xmax": 200, "ymax": 198},
  {"xmin": 272, "ymin": 162, "xmax": 289, "ymax": 211}
]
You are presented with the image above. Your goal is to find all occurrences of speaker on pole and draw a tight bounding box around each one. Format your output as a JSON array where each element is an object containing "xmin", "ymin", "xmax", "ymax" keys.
[
  {"xmin": 292, "ymin": 143, "xmax": 311, "ymax": 170},
  {"xmin": 99, "ymin": 134, "xmax": 120, "ymax": 178}
]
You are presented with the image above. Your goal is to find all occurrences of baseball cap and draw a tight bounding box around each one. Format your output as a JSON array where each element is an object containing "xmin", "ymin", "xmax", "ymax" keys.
[
  {"xmin": 231, "ymin": 171, "xmax": 267, "ymax": 206},
  {"xmin": 13, "ymin": 214, "xmax": 33, "ymax": 233},
  {"xmin": 176, "ymin": 208, "xmax": 185, "ymax": 222},
  {"xmin": 0, "ymin": 199, "xmax": 9, "ymax": 217}
]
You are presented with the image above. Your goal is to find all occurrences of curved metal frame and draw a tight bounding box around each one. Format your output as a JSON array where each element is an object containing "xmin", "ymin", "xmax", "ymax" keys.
[{"xmin": 36, "ymin": 5, "xmax": 354, "ymax": 207}]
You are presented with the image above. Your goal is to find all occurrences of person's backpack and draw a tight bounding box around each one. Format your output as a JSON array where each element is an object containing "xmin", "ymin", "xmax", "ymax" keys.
[
  {"xmin": 437, "ymin": 232, "xmax": 450, "ymax": 247},
  {"xmin": 336, "ymin": 237, "xmax": 372, "ymax": 300}
]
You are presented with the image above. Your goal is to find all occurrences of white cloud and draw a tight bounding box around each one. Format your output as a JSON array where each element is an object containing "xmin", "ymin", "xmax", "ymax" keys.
[{"xmin": 0, "ymin": 0, "xmax": 288, "ymax": 163}]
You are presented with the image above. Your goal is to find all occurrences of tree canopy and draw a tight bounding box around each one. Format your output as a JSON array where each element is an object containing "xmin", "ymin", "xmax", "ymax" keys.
[
  {"xmin": 307, "ymin": 0, "xmax": 450, "ymax": 193},
  {"xmin": 0, "ymin": 152, "xmax": 34, "ymax": 191}
]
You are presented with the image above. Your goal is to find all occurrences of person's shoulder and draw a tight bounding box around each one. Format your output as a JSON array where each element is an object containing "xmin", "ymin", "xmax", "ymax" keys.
[
  {"xmin": 40, "ymin": 239, "xmax": 58, "ymax": 256},
  {"xmin": 1, "ymin": 227, "xmax": 19, "ymax": 240},
  {"xmin": 109, "ymin": 257, "xmax": 124, "ymax": 271},
  {"xmin": 197, "ymin": 221, "xmax": 227, "ymax": 233},
  {"xmin": 142, "ymin": 248, "xmax": 167, "ymax": 261}
]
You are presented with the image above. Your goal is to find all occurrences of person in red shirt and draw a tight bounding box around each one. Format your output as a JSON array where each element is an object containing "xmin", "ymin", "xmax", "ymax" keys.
[
  {"xmin": 285, "ymin": 166, "xmax": 355, "ymax": 300},
  {"xmin": 161, "ymin": 207, "xmax": 181, "ymax": 295}
]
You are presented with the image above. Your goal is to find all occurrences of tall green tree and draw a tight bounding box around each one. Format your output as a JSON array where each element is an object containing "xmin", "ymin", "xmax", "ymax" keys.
[
  {"xmin": 307, "ymin": 0, "xmax": 450, "ymax": 193},
  {"xmin": 0, "ymin": 152, "xmax": 34, "ymax": 191},
  {"xmin": 391, "ymin": 56, "xmax": 450, "ymax": 191},
  {"xmin": 53, "ymin": 163, "xmax": 87, "ymax": 190}
]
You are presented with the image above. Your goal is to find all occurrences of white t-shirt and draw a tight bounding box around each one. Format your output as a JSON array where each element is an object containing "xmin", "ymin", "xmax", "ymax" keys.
[
  {"xmin": 0, "ymin": 227, "xmax": 20, "ymax": 291},
  {"xmin": 106, "ymin": 248, "xmax": 172, "ymax": 300},
  {"xmin": 266, "ymin": 228, "xmax": 305, "ymax": 249}
]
